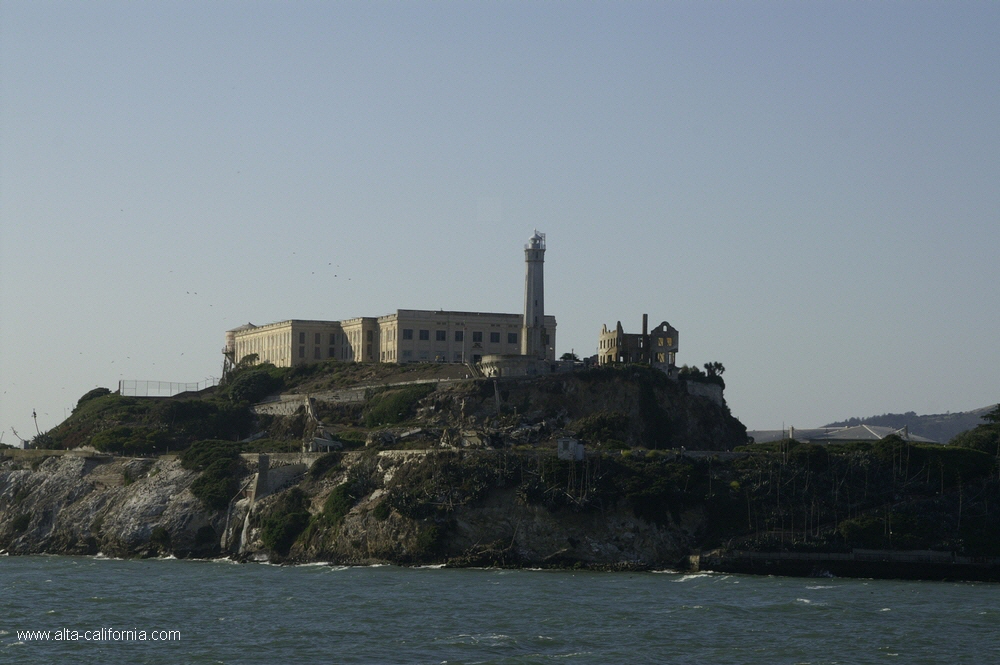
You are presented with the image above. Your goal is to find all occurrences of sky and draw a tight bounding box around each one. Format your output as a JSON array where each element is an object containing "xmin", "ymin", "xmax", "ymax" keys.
[{"xmin": 2, "ymin": 1, "xmax": 998, "ymax": 444}]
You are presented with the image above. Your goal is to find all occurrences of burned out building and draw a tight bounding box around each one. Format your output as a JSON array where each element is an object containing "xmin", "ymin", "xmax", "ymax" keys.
[{"xmin": 598, "ymin": 314, "xmax": 678, "ymax": 375}]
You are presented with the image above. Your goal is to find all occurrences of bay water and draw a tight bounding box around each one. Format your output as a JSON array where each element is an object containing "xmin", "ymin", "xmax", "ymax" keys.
[{"xmin": 2, "ymin": 555, "xmax": 997, "ymax": 664}]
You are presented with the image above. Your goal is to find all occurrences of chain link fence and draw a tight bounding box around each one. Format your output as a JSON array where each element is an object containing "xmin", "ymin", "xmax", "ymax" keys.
[{"xmin": 118, "ymin": 378, "xmax": 218, "ymax": 397}]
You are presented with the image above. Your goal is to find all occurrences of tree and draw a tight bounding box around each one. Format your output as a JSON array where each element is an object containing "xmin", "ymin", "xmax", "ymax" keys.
[
  {"xmin": 704, "ymin": 362, "xmax": 726, "ymax": 377},
  {"xmin": 678, "ymin": 365, "xmax": 706, "ymax": 379},
  {"xmin": 75, "ymin": 387, "xmax": 112, "ymax": 410},
  {"xmin": 560, "ymin": 352, "xmax": 580, "ymax": 362},
  {"xmin": 226, "ymin": 368, "xmax": 283, "ymax": 404},
  {"xmin": 236, "ymin": 353, "xmax": 259, "ymax": 369},
  {"xmin": 950, "ymin": 406, "xmax": 1000, "ymax": 456}
]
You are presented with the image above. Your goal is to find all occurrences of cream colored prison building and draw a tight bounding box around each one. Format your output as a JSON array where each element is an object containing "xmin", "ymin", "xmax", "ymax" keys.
[{"xmin": 227, "ymin": 310, "xmax": 557, "ymax": 368}]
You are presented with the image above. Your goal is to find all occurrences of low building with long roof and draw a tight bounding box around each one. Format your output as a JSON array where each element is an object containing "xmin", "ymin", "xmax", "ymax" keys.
[{"xmin": 747, "ymin": 425, "xmax": 940, "ymax": 445}]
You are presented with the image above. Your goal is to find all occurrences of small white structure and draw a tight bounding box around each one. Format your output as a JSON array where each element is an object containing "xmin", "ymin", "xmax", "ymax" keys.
[{"xmin": 557, "ymin": 437, "xmax": 585, "ymax": 461}]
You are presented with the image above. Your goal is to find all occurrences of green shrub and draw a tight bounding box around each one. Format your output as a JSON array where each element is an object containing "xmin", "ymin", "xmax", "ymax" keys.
[
  {"xmin": 574, "ymin": 410, "xmax": 630, "ymax": 444},
  {"xmin": 950, "ymin": 426, "xmax": 1000, "ymax": 457},
  {"xmin": 90, "ymin": 426, "xmax": 168, "ymax": 455},
  {"xmin": 180, "ymin": 440, "xmax": 241, "ymax": 471},
  {"xmin": 308, "ymin": 452, "xmax": 343, "ymax": 480},
  {"xmin": 323, "ymin": 484, "xmax": 355, "ymax": 525},
  {"xmin": 363, "ymin": 384, "xmax": 435, "ymax": 427},
  {"xmin": 838, "ymin": 515, "xmax": 889, "ymax": 548},
  {"xmin": 372, "ymin": 501, "xmax": 391, "ymax": 521},
  {"xmin": 90, "ymin": 427, "xmax": 130, "ymax": 454},
  {"xmin": 182, "ymin": 440, "xmax": 241, "ymax": 510},
  {"xmin": 75, "ymin": 387, "xmax": 112, "ymax": 410},
  {"xmin": 787, "ymin": 442, "xmax": 829, "ymax": 471},
  {"xmin": 226, "ymin": 368, "xmax": 284, "ymax": 405},
  {"xmin": 260, "ymin": 488, "xmax": 311, "ymax": 555},
  {"xmin": 152, "ymin": 398, "xmax": 254, "ymax": 442},
  {"xmin": 337, "ymin": 431, "xmax": 368, "ymax": 449}
]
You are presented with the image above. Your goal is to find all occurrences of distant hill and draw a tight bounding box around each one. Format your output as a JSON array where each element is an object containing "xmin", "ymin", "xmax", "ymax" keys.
[{"xmin": 824, "ymin": 405, "xmax": 997, "ymax": 444}]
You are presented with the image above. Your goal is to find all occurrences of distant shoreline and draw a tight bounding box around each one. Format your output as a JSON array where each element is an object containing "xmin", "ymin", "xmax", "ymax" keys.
[
  {"xmin": 690, "ymin": 549, "xmax": 1000, "ymax": 583},
  {"xmin": 4, "ymin": 548, "xmax": 997, "ymax": 584}
]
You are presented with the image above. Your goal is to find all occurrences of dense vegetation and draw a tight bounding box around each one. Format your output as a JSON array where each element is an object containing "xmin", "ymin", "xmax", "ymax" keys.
[
  {"xmin": 258, "ymin": 487, "xmax": 311, "ymax": 555},
  {"xmin": 180, "ymin": 440, "xmax": 242, "ymax": 510},
  {"xmin": 363, "ymin": 384, "xmax": 436, "ymax": 427},
  {"xmin": 729, "ymin": 436, "xmax": 999, "ymax": 553},
  {"xmin": 334, "ymin": 432, "xmax": 1000, "ymax": 558},
  {"xmin": 40, "ymin": 390, "xmax": 255, "ymax": 453},
  {"xmin": 34, "ymin": 361, "xmax": 463, "ymax": 453},
  {"xmin": 678, "ymin": 362, "xmax": 726, "ymax": 388},
  {"xmin": 948, "ymin": 404, "xmax": 1000, "ymax": 456}
]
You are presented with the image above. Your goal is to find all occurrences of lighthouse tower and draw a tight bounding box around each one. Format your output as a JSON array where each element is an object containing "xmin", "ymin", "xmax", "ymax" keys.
[{"xmin": 521, "ymin": 230, "xmax": 547, "ymax": 358}]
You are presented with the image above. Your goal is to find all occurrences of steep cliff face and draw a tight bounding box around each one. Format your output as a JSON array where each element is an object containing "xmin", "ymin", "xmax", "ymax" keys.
[
  {"xmin": 0, "ymin": 454, "xmax": 223, "ymax": 558},
  {"xmin": 439, "ymin": 489, "xmax": 702, "ymax": 567},
  {"xmin": 233, "ymin": 448, "xmax": 713, "ymax": 567},
  {"xmin": 1, "ymin": 450, "xmax": 708, "ymax": 568}
]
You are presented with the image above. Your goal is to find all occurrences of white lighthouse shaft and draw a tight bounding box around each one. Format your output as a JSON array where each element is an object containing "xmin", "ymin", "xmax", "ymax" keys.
[{"xmin": 521, "ymin": 230, "xmax": 546, "ymax": 358}]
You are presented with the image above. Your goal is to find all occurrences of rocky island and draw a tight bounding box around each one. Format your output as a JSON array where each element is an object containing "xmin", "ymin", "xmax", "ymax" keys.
[{"xmin": 2, "ymin": 361, "xmax": 999, "ymax": 581}]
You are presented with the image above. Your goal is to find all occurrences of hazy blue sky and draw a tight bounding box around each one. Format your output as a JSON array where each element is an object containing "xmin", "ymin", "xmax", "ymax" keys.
[{"xmin": 2, "ymin": 1, "xmax": 998, "ymax": 443}]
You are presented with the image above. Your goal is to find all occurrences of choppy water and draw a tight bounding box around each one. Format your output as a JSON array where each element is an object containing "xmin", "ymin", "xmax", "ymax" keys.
[{"xmin": 1, "ymin": 556, "xmax": 998, "ymax": 664}]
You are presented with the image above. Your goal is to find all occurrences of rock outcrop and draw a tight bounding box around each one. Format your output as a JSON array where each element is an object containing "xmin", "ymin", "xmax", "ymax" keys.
[
  {"xmin": 1, "ymin": 449, "xmax": 708, "ymax": 568},
  {"xmin": 0, "ymin": 453, "xmax": 223, "ymax": 558}
]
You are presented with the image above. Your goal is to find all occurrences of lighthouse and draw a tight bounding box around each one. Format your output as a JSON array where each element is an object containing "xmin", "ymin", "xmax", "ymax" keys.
[{"xmin": 521, "ymin": 230, "xmax": 547, "ymax": 358}]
